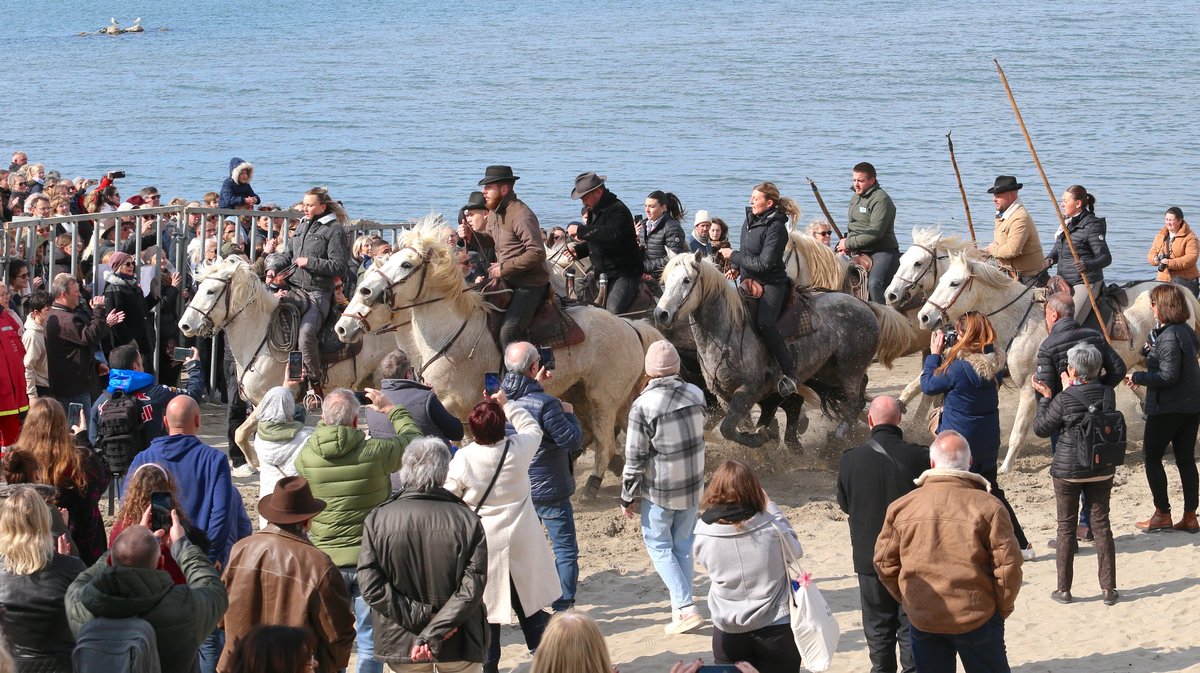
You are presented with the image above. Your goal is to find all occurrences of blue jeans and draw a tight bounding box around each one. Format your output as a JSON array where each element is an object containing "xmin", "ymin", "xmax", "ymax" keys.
[
  {"xmin": 197, "ymin": 628, "xmax": 224, "ymax": 673},
  {"xmin": 640, "ymin": 501, "xmax": 698, "ymax": 611},
  {"xmin": 340, "ymin": 567, "xmax": 383, "ymax": 673},
  {"xmin": 910, "ymin": 611, "xmax": 1010, "ymax": 673},
  {"xmin": 534, "ymin": 499, "xmax": 579, "ymax": 611}
]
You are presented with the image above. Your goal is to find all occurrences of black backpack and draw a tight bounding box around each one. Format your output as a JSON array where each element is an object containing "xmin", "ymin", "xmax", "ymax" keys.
[
  {"xmin": 97, "ymin": 390, "xmax": 146, "ymax": 474},
  {"xmin": 1066, "ymin": 386, "xmax": 1126, "ymax": 470}
]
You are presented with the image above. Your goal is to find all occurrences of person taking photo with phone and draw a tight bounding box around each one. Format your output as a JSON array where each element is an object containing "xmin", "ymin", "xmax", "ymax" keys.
[{"xmin": 89, "ymin": 344, "xmax": 205, "ymax": 447}]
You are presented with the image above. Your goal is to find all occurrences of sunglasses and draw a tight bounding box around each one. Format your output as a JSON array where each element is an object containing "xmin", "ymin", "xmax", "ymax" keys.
[{"xmin": 815, "ymin": 230, "xmax": 832, "ymax": 236}]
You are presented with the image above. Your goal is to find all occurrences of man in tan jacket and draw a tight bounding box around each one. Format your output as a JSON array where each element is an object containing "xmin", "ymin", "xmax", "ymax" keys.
[
  {"xmin": 986, "ymin": 176, "xmax": 1045, "ymax": 283},
  {"xmin": 874, "ymin": 430, "xmax": 1023, "ymax": 673}
]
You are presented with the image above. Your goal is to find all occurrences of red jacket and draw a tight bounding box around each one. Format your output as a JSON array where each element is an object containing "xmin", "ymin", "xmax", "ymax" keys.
[{"xmin": 0, "ymin": 311, "xmax": 28, "ymax": 416}]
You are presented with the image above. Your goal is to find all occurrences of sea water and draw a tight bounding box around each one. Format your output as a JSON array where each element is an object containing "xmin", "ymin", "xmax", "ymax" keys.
[{"xmin": 3, "ymin": 1, "xmax": 1197, "ymax": 281}]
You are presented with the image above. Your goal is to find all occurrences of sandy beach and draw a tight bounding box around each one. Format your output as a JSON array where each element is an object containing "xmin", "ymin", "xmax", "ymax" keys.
[{"xmin": 200, "ymin": 350, "xmax": 1200, "ymax": 673}]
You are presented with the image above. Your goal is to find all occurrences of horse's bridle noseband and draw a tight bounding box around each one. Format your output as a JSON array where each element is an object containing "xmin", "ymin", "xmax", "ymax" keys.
[
  {"xmin": 191, "ymin": 272, "xmax": 255, "ymax": 336},
  {"xmin": 891, "ymin": 243, "xmax": 948, "ymax": 311},
  {"xmin": 343, "ymin": 246, "xmax": 434, "ymax": 335}
]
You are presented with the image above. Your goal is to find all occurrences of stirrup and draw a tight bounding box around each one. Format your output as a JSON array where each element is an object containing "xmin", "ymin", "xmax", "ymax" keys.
[
  {"xmin": 777, "ymin": 376, "xmax": 797, "ymax": 397},
  {"xmin": 303, "ymin": 383, "xmax": 324, "ymax": 413}
]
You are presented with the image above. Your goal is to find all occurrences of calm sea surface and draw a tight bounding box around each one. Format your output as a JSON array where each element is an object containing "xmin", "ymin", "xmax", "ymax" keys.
[{"xmin": 3, "ymin": 1, "xmax": 1197, "ymax": 280}]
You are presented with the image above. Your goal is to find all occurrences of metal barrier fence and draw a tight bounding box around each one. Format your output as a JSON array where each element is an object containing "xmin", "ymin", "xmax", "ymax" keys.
[{"xmin": 1, "ymin": 206, "xmax": 417, "ymax": 390}]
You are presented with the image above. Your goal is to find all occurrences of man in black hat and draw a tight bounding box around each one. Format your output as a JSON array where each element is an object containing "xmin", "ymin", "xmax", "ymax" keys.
[
  {"xmin": 986, "ymin": 176, "xmax": 1045, "ymax": 283},
  {"xmin": 472, "ymin": 166, "xmax": 548, "ymax": 348},
  {"xmin": 566, "ymin": 172, "xmax": 643, "ymax": 314},
  {"xmin": 456, "ymin": 190, "xmax": 496, "ymax": 284},
  {"xmin": 220, "ymin": 476, "xmax": 356, "ymax": 673}
]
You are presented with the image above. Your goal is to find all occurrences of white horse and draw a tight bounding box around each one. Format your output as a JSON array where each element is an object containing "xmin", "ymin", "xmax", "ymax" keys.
[
  {"xmin": 916, "ymin": 254, "xmax": 1193, "ymax": 472},
  {"xmin": 334, "ymin": 223, "xmax": 663, "ymax": 497},
  {"xmin": 178, "ymin": 257, "xmax": 395, "ymax": 461}
]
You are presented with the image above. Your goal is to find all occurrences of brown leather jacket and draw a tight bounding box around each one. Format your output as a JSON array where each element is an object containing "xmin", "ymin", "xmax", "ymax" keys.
[
  {"xmin": 474, "ymin": 194, "xmax": 548, "ymax": 287},
  {"xmin": 218, "ymin": 525, "xmax": 355, "ymax": 673},
  {"xmin": 874, "ymin": 470, "xmax": 1023, "ymax": 634}
]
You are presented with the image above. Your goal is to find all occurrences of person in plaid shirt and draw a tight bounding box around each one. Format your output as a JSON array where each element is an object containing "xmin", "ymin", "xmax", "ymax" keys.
[{"xmin": 620, "ymin": 340, "xmax": 708, "ymax": 634}]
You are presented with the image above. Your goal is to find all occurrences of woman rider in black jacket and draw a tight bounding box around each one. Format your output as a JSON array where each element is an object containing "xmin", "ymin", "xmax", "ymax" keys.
[
  {"xmin": 717, "ymin": 182, "xmax": 800, "ymax": 396},
  {"xmin": 1045, "ymin": 185, "xmax": 1111, "ymax": 325}
]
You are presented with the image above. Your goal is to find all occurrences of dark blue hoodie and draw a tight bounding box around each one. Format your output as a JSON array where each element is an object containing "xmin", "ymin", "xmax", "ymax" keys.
[
  {"xmin": 124, "ymin": 433, "xmax": 246, "ymax": 565},
  {"xmin": 219, "ymin": 157, "xmax": 259, "ymax": 209},
  {"xmin": 88, "ymin": 362, "xmax": 205, "ymax": 445}
]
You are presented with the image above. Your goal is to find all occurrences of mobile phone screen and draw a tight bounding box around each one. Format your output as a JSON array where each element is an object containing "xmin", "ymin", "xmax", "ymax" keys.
[
  {"xmin": 697, "ymin": 666, "xmax": 739, "ymax": 673},
  {"xmin": 484, "ymin": 372, "xmax": 500, "ymax": 395},
  {"xmin": 173, "ymin": 346, "xmax": 193, "ymax": 361},
  {"xmin": 287, "ymin": 351, "xmax": 304, "ymax": 380},
  {"xmin": 68, "ymin": 402, "xmax": 84, "ymax": 420},
  {"xmin": 537, "ymin": 346, "xmax": 555, "ymax": 371},
  {"xmin": 354, "ymin": 391, "xmax": 372, "ymax": 405},
  {"xmin": 150, "ymin": 491, "xmax": 172, "ymax": 531}
]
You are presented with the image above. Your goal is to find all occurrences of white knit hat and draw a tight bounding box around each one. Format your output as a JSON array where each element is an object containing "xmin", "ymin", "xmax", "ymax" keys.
[{"xmin": 693, "ymin": 210, "xmax": 711, "ymax": 226}]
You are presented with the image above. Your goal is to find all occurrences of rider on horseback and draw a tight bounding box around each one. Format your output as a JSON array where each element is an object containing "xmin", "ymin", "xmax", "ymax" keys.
[
  {"xmin": 470, "ymin": 165, "xmax": 548, "ymax": 348},
  {"xmin": 264, "ymin": 186, "xmax": 351, "ymax": 389},
  {"xmin": 716, "ymin": 182, "xmax": 801, "ymax": 397},
  {"xmin": 986, "ymin": 176, "xmax": 1046, "ymax": 285},
  {"xmin": 567, "ymin": 171, "xmax": 643, "ymax": 314}
]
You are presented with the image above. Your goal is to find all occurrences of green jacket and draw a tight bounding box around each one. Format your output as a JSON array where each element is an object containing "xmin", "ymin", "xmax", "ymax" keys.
[
  {"xmin": 65, "ymin": 537, "xmax": 227, "ymax": 673},
  {"xmin": 296, "ymin": 406, "xmax": 420, "ymax": 567},
  {"xmin": 845, "ymin": 184, "xmax": 898, "ymax": 252}
]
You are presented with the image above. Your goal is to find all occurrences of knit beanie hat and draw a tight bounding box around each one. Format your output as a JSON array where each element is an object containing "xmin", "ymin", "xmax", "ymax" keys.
[
  {"xmin": 644, "ymin": 340, "xmax": 680, "ymax": 377},
  {"xmin": 108, "ymin": 251, "xmax": 133, "ymax": 269}
]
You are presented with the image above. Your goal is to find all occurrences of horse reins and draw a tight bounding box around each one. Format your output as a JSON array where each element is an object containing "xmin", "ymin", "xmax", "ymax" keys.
[{"xmin": 891, "ymin": 243, "xmax": 948, "ymax": 309}]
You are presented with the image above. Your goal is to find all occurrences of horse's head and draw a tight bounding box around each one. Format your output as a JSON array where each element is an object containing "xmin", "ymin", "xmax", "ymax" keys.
[
  {"xmin": 917, "ymin": 253, "xmax": 980, "ymax": 330},
  {"xmin": 179, "ymin": 257, "xmax": 256, "ymax": 337},
  {"xmin": 336, "ymin": 261, "xmax": 400, "ymax": 342},
  {"xmin": 887, "ymin": 230, "xmax": 946, "ymax": 310},
  {"xmin": 655, "ymin": 250, "xmax": 710, "ymax": 329}
]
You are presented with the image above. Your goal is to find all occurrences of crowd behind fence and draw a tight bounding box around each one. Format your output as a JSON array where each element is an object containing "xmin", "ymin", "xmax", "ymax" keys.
[{"xmin": 2, "ymin": 206, "xmax": 417, "ymax": 387}]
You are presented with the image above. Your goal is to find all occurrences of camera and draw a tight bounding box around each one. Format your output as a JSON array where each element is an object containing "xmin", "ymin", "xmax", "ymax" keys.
[
  {"xmin": 941, "ymin": 326, "xmax": 959, "ymax": 349},
  {"xmin": 1156, "ymin": 254, "xmax": 1169, "ymax": 272},
  {"xmin": 107, "ymin": 170, "xmax": 125, "ymax": 180}
]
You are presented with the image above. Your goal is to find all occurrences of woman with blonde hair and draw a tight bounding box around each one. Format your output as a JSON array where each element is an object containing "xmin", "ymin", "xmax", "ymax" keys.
[
  {"xmin": 717, "ymin": 182, "xmax": 803, "ymax": 396},
  {"xmin": 694, "ymin": 460, "xmax": 802, "ymax": 673},
  {"xmin": 0, "ymin": 485, "xmax": 86, "ymax": 673},
  {"xmin": 530, "ymin": 611, "xmax": 612, "ymax": 673},
  {"xmin": 14, "ymin": 398, "xmax": 109, "ymax": 565},
  {"xmin": 920, "ymin": 311, "xmax": 1032, "ymax": 556}
]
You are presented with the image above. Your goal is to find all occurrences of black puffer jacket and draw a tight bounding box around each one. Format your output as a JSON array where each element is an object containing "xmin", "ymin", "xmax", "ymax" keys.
[
  {"xmin": 1034, "ymin": 382, "xmax": 1119, "ymax": 480},
  {"xmin": 281, "ymin": 212, "xmax": 352, "ymax": 292},
  {"xmin": 1132, "ymin": 323, "xmax": 1200, "ymax": 415},
  {"xmin": 1047, "ymin": 211, "xmax": 1111, "ymax": 286},
  {"xmin": 358, "ymin": 488, "xmax": 489, "ymax": 666},
  {"xmin": 642, "ymin": 215, "xmax": 687, "ymax": 279},
  {"xmin": 730, "ymin": 206, "xmax": 789, "ymax": 285},
  {"xmin": 0, "ymin": 554, "xmax": 87, "ymax": 673},
  {"xmin": 573, "ymin": 189, "xmax": 642, "ymax": 277},
  {"xmin": 1035, "ymin": 317, "xmax": 1126, "ymax": 395}
]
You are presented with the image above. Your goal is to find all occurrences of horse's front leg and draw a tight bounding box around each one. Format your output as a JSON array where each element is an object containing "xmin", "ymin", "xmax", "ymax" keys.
[
  {"xmin": 1000, "ymin": 383, "xmax": 1037, "ymax": 474},
  {"xmin": 781, "ymin": 396, "xmax": 808, "ymax": 452},
  {"xmin": 720, "ymin": 387, "xmax": 768, "ymax": 448}
]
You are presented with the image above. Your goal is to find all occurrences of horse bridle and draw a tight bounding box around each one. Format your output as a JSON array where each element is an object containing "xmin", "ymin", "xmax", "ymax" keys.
[
  {"xmin": 343, "ymin": 246, "xmax": 436, "ymax": 334},
  {"xmin": 891, "ymin": 243, "xmax": 948, "ymax": 310},
  {"xmin": 191, "ymin": 272, "xmax": 256, "ymax": 336}
]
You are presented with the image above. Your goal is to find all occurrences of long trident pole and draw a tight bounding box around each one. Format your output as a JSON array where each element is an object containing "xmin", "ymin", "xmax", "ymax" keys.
[
  {"xmin": 945, "ymin": 131, "xmax": 976, "ymax": 244},
  {"xmin": 994, "ymin": 58, "xmax": 1111, "ymax": 344},
  {"xmin": 804, "ymin": 178, "xmax": 844, "ymax": 239}
]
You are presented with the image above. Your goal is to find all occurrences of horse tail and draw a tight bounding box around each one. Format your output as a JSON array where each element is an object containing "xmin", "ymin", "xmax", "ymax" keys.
[
  {"xmin": 805, "ymin": 377, "xmax": 850, "ymax": 420},
  {"xmin": 867, "ymin": 302, "xmax": 915, "ymax": 369}
]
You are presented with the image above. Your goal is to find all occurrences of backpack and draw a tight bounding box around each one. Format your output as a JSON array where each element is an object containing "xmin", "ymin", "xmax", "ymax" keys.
[
  {"xmin": 72, "ymin": 617, "xmax": 162, "ymax": 673},
  {"xmin": 1066, "ymin": 386, "xmax": 1126, "ymax": 470},
  {"xmin": 97, "ymin": 390, "xmax": 146, "ymax": 474}
]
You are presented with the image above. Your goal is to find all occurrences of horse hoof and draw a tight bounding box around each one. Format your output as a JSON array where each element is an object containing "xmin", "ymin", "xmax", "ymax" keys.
[
  {"xmin": 998, "ymin": 463, "xmax": 1012, "ymax": 475},
  {"xmin": 834, "ymin": 422, "xmax": 850, "ymax": 439},
  {"xmin": 581, "ymin": 475, "xmax": 603, "ymax": 500}
]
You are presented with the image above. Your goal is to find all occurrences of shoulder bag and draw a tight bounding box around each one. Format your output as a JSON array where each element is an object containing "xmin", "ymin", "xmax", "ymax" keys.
[{"xmin": 473, "ymin": 439, "xmax": 510, "ymax": 514}]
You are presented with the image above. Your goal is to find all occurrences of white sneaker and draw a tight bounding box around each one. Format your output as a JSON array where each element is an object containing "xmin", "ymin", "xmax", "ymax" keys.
[
  {"xmin": 230, "ymin": 463, "xmax": 256, "ymax": 478},
  {"xmin": 1021, "ymin": 545, "xmax": 1035, "ymax": 561},
  {"xmin": 664, "ymin": 609, "xmax": 704, "ymax": 635}
]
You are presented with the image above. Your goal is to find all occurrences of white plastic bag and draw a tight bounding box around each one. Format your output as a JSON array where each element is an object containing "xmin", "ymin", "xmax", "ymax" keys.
[{"xmin": 789, "ymin": 567, "xmax": 839, "ymax": 672}]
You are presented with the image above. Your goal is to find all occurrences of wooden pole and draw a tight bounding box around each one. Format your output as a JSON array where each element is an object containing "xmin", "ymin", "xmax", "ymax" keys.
[
  {"xmin": 804, "ymin": 178, "xmax": 844, "ymax": 239},
  {"xmin": 994, "ymin": 58, "xmax": 1111, "ymax": 344},
  {"xmin": 946, "ymin": 131, "xmax": 977, "ymax": 244}
]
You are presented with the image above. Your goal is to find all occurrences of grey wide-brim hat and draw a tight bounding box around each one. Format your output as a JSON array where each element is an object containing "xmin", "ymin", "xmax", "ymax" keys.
[{"xmin": 571, "ymin": 171, "xmax": 606, "ymax": 200}]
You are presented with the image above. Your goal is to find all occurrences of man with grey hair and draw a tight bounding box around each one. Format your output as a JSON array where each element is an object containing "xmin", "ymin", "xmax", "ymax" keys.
[
  {"xmin": 296, "ymin": 388, "xmax": 422, "ymax": 673},
  {"xmin": 45, "ymin": 272, "xmax": 119, "ymax": 411},
  {"xmin": 358, "ymin": 437, "xmax": 489, "ymax": 671},
  {"xmin": 500, "ymin": 341, "xmax": 582, "ymax": 612},
  {"xmin": 364, "ymin": 349, "xmax": 464, "ymax": 443},
  {"xmin": 875, "ymin": 430, "xmax": 1023, "ymax": 673}
]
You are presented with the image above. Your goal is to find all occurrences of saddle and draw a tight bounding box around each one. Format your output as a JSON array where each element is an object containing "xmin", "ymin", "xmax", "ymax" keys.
[
  {"xmin": 1044, "ymin": 275, "xmax": 1132, "ymax": 344},
  {"xmin": 741, "ymin": 282, "xmax": 819, "ymax": 341},
  {"xmin": 483, "ymin": 279, "xmax": 585, "ymax": 349},
  {"xmin": 270, "ymin": 292, "xmax": 364, "ymax": 367}
]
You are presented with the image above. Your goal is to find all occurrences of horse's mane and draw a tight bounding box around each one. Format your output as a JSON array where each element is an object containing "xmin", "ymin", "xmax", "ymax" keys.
[
  {"xmin": 392, "ymin": 213, "xmax": 483, "ymax": 314},
  {"xmin": 788, "ymin": 231, "xmax": 846, "ymax": 290},
  {"xmin": 663, "ymin": 253, "xmax": 745, "ymax": 325},
  {"xmin": 912, "ymin": 227, "xmax": 980, "ymax": 257},
  {"xmin": 953, "ymin": 253, "xmax": 1018, "ymax": 290},
  {"xmin": 198, "ymin": 256, "xmax": 266, "ymax": 315}
]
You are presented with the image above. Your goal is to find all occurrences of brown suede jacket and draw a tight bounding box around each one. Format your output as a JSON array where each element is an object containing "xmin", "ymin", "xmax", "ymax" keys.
[
  {"xmin": 873, "ymin": 469, "xmax": 1023, "ymax": 634},
  {"xmin": 218, "ymin": 525, "xmax": 355, "ymax": 673},
  {"xmin": 474, "ymin": 194, "xmax": 548, "ymax": 287}
]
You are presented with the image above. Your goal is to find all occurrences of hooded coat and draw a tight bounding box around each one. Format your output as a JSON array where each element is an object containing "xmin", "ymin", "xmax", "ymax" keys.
[
  {"xmin": 65, "ymin": 537, "xmax": 228, "ymax": 673},
  {"xmin": 0, "ymin": 309, "xmax": 28, "ymax": 417},
  {"xmin": 218, "ymin": 157, "xmax": 258, "ymax": 209},
  {"xmin": 294, "ymin": 407, "xmax": 421, "ymax": 567},
  {"xmin": 1147, "ymin": 222, "xmax": 1200, "ymax": 282},
  {"xmin": 88, "ymin": 362, "xmax": 205, "ymax": 446},
  {"xmin": 501, "ymin": 371, "xmax": 583, "ymax": 504},
  {"xmin": 920, "ymin": 350, "xmax": 1004, "ymax": 471}
]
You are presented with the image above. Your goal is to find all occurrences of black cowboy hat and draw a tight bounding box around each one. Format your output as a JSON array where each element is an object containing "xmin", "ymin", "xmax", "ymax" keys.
[
  {"xmin": 986, "ymin": 176, "xmax": 1023, "ymax": 194},
  {"xmin": 258, "ymin": 476, "xmax": 326, "ymax": 524},
  {"xmin": 462, "ymin": 191, "xmax": 487, "ymax": 211},
  {"xmin": 478, "ymin": 165, "xmax": 520, "ymax": 186},
  {"xmin": 571, "ymin": 171, "xmax": 607, "ymax": 200}
]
